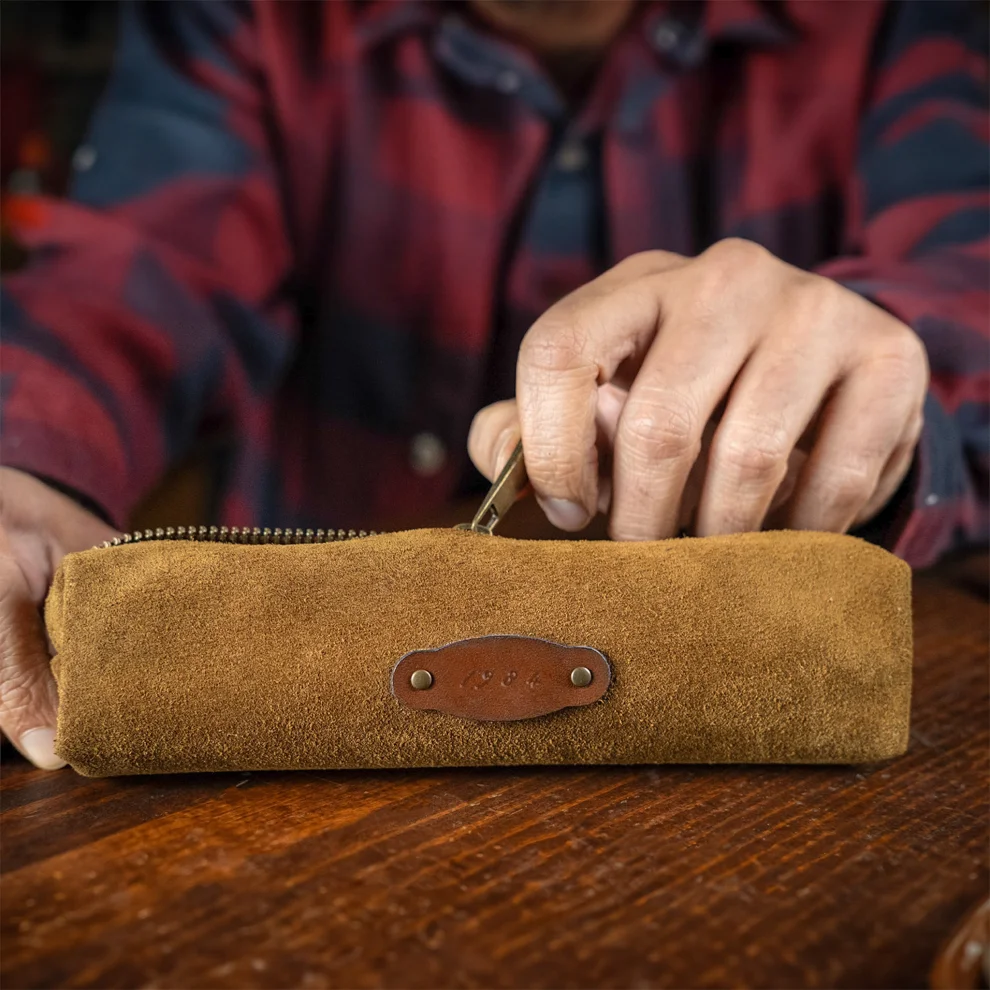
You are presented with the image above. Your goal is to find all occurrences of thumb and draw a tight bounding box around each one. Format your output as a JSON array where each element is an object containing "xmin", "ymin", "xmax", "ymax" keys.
[{"xmin": 0, "ymin": 553, "xmax": 64, "ymax": 769}]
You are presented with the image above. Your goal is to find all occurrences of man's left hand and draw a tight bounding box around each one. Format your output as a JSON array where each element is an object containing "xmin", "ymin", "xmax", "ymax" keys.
[{"xmin": 469, "ymin": 239, "xmax": 929, "ymax": 540}]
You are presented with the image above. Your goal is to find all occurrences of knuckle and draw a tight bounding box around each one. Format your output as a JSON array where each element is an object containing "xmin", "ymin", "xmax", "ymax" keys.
[
  {"xmin": 519, "ymin": 319, "xmax": 590, "ymax": 377},
  {"xmin": 822, "ymin": 460, "xmax": 876, "ymax": 512},
  {"xmin": 793, "ymin": 273, "xmax": 844, "ymax": 321},
  {"xmin": 773, "ymin": 275, "xmax": 846, "ymax": 345},
  {"xmin": 620, "ymin": 390, "xmax": 701, "ymax": 465},
  {"xmin": 0, "ymin": 673, "xmax": 35, "ymax": 721},
  {"xmin": 703, "ymin": 238, "xmax": 771, "ymax": 278},
  {"xmin": 524, "ymin": 432, "xmax": 596, "ymax": 499},
  {"xmin": 870, "ymin": 332, "xmax": 929, "ymax": 393},
  {"xmin": 715, "ymin": 423, "xmax": 790, "ymax": 486},
  {"xmin": 527, "ymin": 446, "xmax": 585, "ymax": 493},
  {"xmin": 0, "ymin": 560, "xmax": 25, "ymax": 611},
  {"xmin": 0, "ymin": 560, "xmax": 54, "ymax": 727},
  {"xmin": 613, "ymin": 250, "xmax": 674, "ymax": 278}
]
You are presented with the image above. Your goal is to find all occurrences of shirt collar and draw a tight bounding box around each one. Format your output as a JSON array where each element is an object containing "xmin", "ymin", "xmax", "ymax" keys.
[
  {"xmin": 640, "ymin": 0, "xmax": 795, "ymax": 70},
  {"xmin": 351, "ymin": 0, "xmax": 442, "ymax": 50},
  {"xmin": 703, "ymin": 0, "xmax": 794, "ymax": 47},
  {"xmin": 351, "ymin": 0, "xmax": 563, "ymax": 117},
  {"xmin": 351, "ymin": 0, "xmax": 796, "ymax": 67}
]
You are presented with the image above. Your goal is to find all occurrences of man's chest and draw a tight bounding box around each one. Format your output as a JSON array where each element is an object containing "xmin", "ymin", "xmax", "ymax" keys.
[{"xmin": 262, "ymin": 2, "xmax": 874, "ymax": 435}]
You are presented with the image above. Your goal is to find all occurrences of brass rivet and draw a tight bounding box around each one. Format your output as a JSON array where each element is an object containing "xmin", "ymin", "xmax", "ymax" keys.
[
  {"xmin": 410, "ymin": 669, "xmax": 433, "ymax": 691},
  {"xmin": 570, "ymin": 666, "xmax": 593, "ymax": 688}
]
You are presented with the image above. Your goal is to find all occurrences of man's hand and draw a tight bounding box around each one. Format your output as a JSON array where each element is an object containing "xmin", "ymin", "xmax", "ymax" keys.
[
  {"xmin": 0, "ymin": 468, "xmax": 117, "ymax": 768},
  {"xmin": 470, "ymin": 240, "xmax": 929, "ymax": 539}
]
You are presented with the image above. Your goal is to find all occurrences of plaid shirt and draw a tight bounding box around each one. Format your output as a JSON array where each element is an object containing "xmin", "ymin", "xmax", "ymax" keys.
[{"xmin": 2, "ymin": 0, "xmax": 987, "ymax": 567}]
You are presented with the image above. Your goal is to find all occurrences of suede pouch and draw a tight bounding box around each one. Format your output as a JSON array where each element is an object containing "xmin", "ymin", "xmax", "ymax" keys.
[{"xmin": 45, "ymin": 528, "xmax": 912, "ymax": 776}]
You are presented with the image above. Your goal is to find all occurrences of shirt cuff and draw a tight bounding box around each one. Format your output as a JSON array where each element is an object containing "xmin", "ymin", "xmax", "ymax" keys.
[
  {"xmin": 1, "ymin": 418, "xmax": 127, "ymax": 527},
  {"xmin": 855, "ymin": 390, "xmax": 971, "ymax": 569}
]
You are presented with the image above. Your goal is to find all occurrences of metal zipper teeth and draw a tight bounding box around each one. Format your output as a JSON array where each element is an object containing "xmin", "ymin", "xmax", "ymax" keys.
[{"xmin": 98, "ymin": 526, "xmax": 377, "ymax": 549}]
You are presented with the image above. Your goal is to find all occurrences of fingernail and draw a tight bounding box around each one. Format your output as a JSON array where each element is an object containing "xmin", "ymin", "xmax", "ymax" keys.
[
  {"xmin": 541, "ymin": 497, "xmax": 590, "ymax": 531},
  {"xmin": 20, "ymin": 728, "xmax": 66, "ymax": 770}
]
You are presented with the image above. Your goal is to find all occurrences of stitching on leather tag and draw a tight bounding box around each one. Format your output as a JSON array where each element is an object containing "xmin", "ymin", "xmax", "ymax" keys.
[{"xmin": 391, "ymin": 635, "xmax": 611, "ymax": 721}]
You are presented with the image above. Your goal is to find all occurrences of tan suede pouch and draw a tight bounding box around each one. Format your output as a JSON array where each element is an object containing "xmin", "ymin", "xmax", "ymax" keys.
[{"xmin": 45, "ymin": 528, "xmax": 912, "ymax": 776}]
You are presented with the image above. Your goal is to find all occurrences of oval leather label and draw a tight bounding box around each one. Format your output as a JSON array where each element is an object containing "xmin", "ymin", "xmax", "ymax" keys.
[{"xmin": 391, "ymin": 636, "xmax": 611, "ymax": 721}]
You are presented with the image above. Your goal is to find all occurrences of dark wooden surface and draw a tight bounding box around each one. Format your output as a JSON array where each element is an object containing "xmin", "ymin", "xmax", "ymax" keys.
[{"xmin": 2, "ymin": 554, "xmax": 987, "ymax": 990}]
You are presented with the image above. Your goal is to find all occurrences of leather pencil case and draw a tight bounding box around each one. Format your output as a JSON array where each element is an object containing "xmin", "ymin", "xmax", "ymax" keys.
[{"xmin": 45, "ymin": 527, "xmax": 912, "ymax": 776}]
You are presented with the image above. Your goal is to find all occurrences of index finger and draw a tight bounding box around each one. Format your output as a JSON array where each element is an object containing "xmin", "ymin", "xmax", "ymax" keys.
[{"xmin": 516, "ymin": 253, "xmax": 685, "ymax": 530}]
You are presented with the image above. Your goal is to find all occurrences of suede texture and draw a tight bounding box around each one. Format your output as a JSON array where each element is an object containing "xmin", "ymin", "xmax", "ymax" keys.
[{"xmin": 45, "ymin": 529, "xmax": 912, "ymax": 776}]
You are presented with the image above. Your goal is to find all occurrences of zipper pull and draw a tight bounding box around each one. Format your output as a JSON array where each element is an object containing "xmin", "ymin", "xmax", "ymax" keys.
[{"xmin": 458, "ymin": 440, "xmax": 530, "ymax": 535}]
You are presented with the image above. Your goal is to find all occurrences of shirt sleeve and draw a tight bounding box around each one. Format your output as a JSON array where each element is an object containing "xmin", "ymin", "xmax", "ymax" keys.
[
  {"xmin": 0, "ymin": 0, "xmax": 297, "ymax": 526},
  {"xmin": 814, "ymin": 0, "xmax": 989, "ymax": 568}
]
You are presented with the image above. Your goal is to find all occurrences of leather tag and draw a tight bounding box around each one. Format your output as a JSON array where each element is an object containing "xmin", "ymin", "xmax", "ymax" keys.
[{"xmin": 391, "ymin": 636, "xmax": 611, "ymax": 721}]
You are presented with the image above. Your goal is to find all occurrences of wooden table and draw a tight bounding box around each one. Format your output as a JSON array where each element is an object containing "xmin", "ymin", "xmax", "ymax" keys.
[{"xmin": 2, "ymin": 554, "xmax": 987, "ymax": 989}]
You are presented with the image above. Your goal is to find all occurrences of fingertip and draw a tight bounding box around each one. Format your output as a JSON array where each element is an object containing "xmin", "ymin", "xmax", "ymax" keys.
[
  {"xmin": 466, "ymin": 415, "xmax": 489, "ymax": 477},
  {"xmin": 468, "ymin": 402, "xmax": 519, "ymax": 481},
  {"xmin": 538, "ymin": 497, "xmax": 591, "ymax": 532},
  {"xmin": 19, "ymin": 727, "xmax": 66, "ymax": 770},
  {"xmin": 596, "ymin": 477, "xmax": 612, "ymax": 515}
]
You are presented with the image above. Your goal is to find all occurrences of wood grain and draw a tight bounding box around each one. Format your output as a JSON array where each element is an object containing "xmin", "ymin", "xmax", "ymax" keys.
[{"xmin": 2, "ymin": 554, "xmax": 987, "ymax": 990}]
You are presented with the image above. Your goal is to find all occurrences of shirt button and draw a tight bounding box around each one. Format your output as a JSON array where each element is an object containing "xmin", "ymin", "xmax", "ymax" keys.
[
  {"xmin": 494, "ymin": 69, "xmax": 521, "ymax": 94},
  {"xmin": 409, "ymin": 432, "xmax": 448, "ymax": 477},
  {"xmin": 72, "ymin": 144, "xmax": 97, "ymax": 172},
  {"xmin": 653, "ymin": 20, "xmax": 681, "ymax": 53},
  {"xmin": 555, "ymin": 141, "xmax": 588, "ymax": 173},
  {"xmin": 924, "ymin": 493, "xmax": 940, "ymax": 506}
]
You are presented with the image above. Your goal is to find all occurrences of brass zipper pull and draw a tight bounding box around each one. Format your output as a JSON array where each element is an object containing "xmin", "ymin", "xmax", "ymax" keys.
[{"xmin": 458, "ymin": 440, "xmax": 529, "ymax": 535}]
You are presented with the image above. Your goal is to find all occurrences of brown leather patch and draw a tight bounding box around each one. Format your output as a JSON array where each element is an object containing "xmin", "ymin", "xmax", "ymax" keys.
[{"xmin": 391, "ymin": 636, "xmax": 611, "ymax": 721}]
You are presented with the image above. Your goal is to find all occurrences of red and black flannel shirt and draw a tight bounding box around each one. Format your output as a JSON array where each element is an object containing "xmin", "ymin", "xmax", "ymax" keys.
[{"xmin": 2, "ymin": 0, "xmax": 987, "ymax": 566}]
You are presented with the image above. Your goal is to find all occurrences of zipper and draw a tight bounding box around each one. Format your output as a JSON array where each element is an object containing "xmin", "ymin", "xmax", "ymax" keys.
[
  {"xmin": 98, "ymin": 442, "xmax": 529, "ymax": 549},
  {"xmin": 98, "ymin": 526, "xmax": 377, "ymax": 549}
]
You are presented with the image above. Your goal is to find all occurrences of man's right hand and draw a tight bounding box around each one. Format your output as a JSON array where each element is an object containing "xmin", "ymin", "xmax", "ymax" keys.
[{"xmin": 0, "ymin": 468, "xmax": 117, "ymax": 769}]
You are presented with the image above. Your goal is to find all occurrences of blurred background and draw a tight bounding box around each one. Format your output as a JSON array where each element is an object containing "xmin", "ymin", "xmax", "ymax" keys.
[
  {"xmin": 1, "ymin": 1, "xmax": 117, "ymax": 268},
  {"xmin": 1, "ymin": 0, "xmax": 218, "ymax": 528},
  {"xmin": 0, "ymin": 0, "xmax": 572, "ymax": 535}
]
